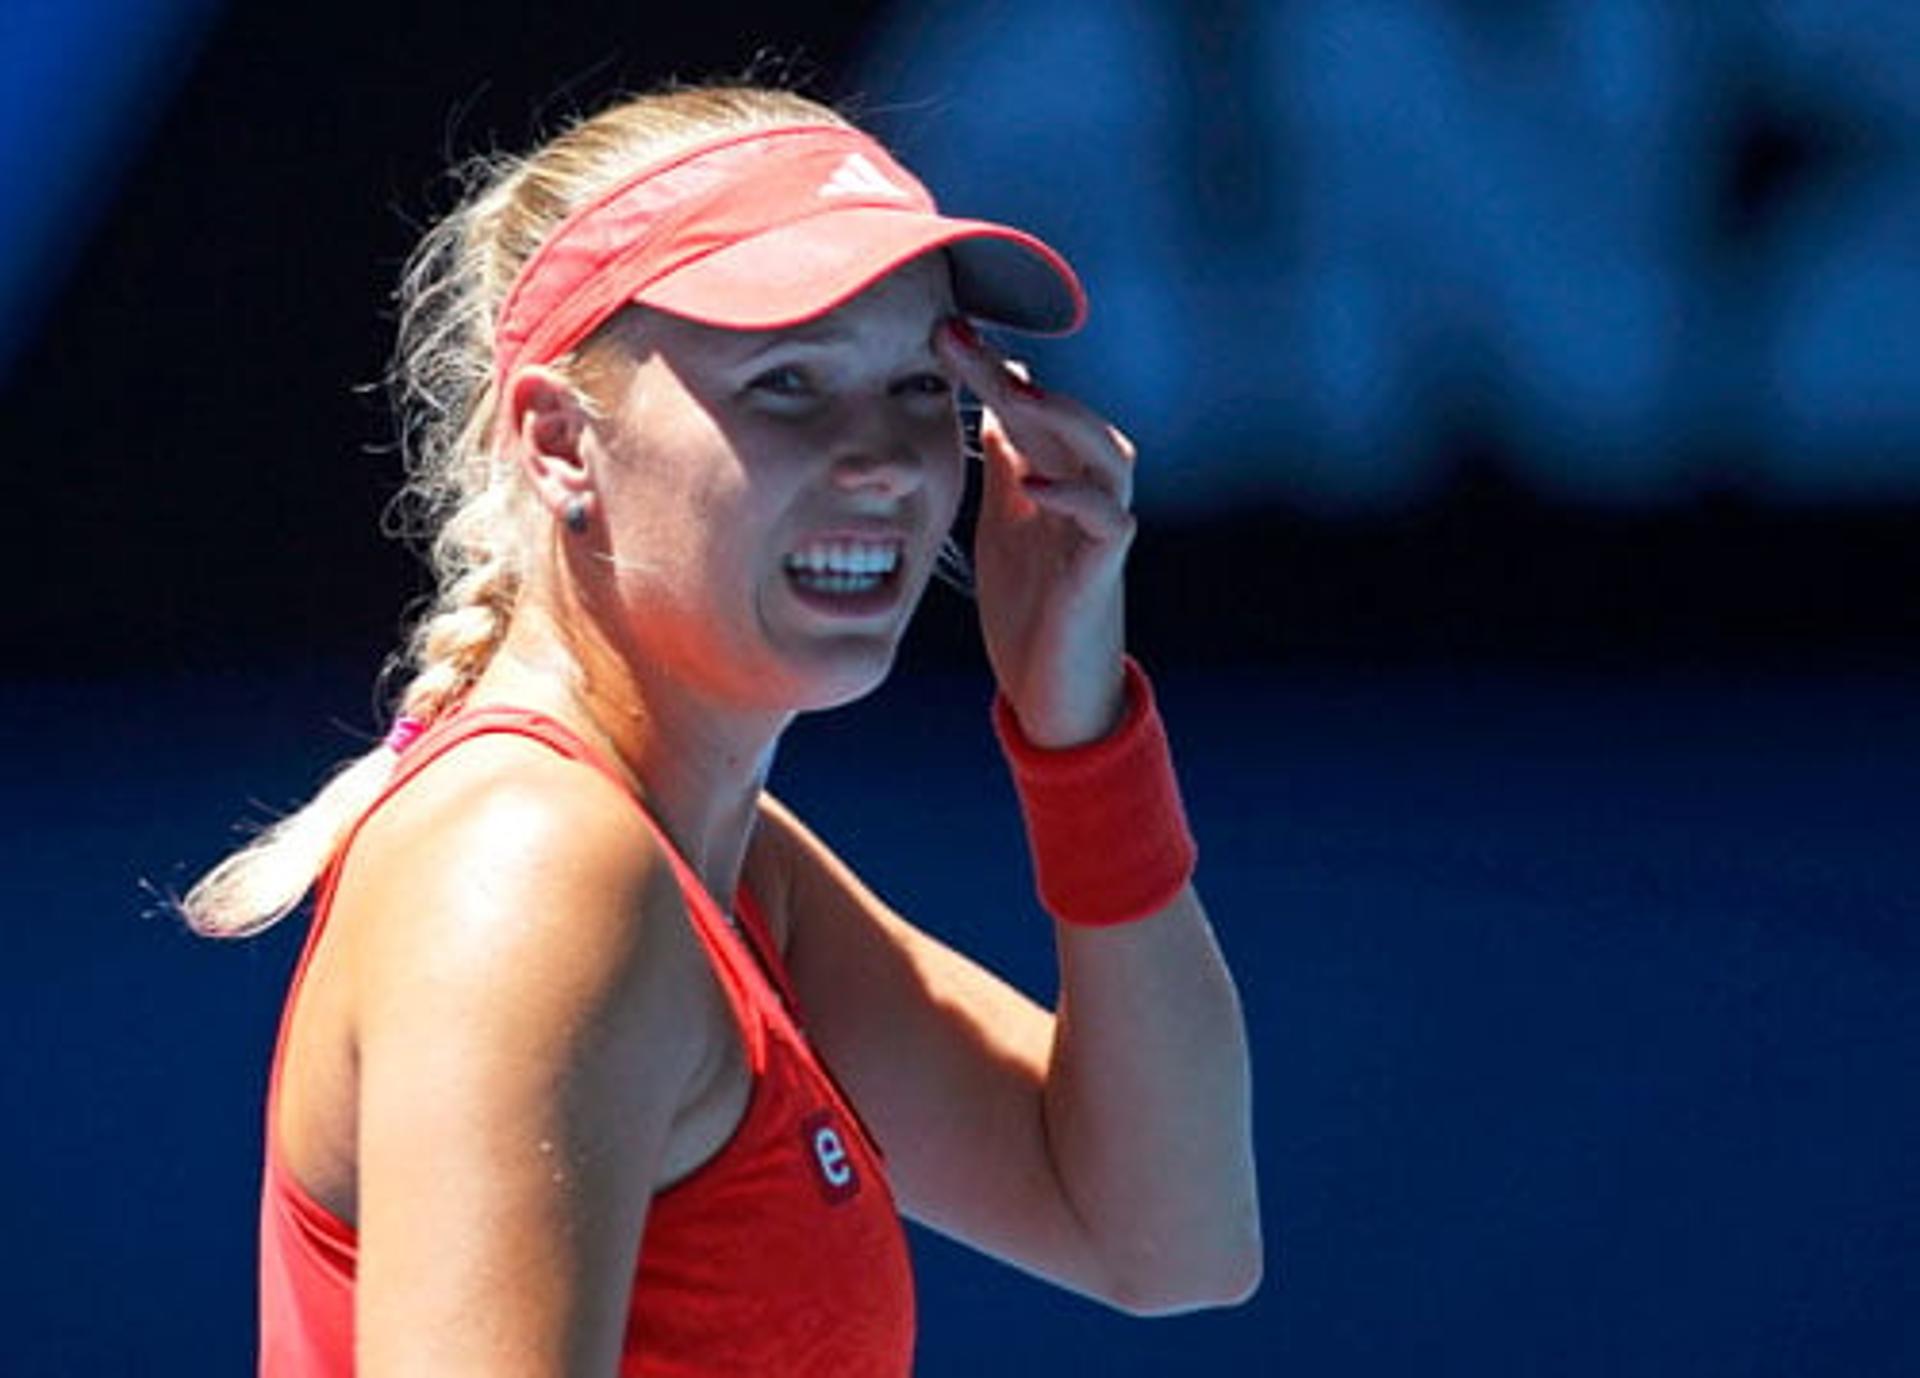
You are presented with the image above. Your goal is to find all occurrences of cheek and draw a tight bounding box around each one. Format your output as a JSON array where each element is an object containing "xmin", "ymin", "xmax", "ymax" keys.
[
  {"xmin": 616, "ymin": 411, "xmax": 752, "ymax": 534},
  {"xmin": 600, "ymin": 458, "xmax": 750, "ymax": 601},
  {"xmin": 924, "ymin": 417, "xmax": 967, "ymax": 524}
]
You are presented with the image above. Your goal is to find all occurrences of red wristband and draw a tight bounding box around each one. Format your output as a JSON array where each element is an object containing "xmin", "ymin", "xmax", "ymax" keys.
[{"xmin": 992, "ymin": 657, "xmax": 1199, "ymax": 927}]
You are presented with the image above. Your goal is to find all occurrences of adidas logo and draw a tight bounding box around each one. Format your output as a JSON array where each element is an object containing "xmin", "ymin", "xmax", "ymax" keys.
[{"xmin": 818, "ymin": 153, "xmax": 909, "ymax": 202}]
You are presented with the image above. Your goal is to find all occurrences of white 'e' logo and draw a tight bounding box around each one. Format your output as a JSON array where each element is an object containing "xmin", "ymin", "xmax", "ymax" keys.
[
  {"xmin": 801, "ymin": 1109, "xmax": 861, "ymax": 1204},
  {"xmin": 813, "ymin": 1125, "xmax": 852, "ymax": 1187}
]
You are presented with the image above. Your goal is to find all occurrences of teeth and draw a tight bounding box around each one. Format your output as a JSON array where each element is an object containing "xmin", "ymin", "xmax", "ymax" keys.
[
  {"xmin": 791, "ymin": 571, "xmax": 884, "ymax": 594},
  {"xmin": 784, "ymin": 540, "xmax": 901, "ymax": 577}
]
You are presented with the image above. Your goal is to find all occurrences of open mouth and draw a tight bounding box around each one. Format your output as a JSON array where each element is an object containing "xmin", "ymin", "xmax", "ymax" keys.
[{"xmin": 782, "ymin": 538, "xmax": 905, "ymax": 601}]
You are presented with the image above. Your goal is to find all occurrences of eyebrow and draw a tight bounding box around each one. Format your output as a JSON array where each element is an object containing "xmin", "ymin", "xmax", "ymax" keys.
[
  {"xmin": 737, "ymin": 321, "xmax": 856, "ymax": 357},
  {"xmin": 733, "ymin": 321, "xmax": 941, "ymax": 366},
  {"xmin": 784, "ymin": 319, "xmax": 858, "ymax": 344}
]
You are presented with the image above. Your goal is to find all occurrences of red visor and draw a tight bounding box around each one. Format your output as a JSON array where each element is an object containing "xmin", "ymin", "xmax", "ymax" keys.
[{"xmin": 493, "ymin": 123, "xmax": 1087, "ymax": 387}]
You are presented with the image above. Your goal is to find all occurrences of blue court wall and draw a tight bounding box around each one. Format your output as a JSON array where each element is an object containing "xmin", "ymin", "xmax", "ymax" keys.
[
  {"xmin": 5, "ymin": 659, "xmax": 1916, "ymax": 1373},
  {"xmin": 855, "ymin": 0, "xmax": 1920, "ymax": 512},
  {"xmin": 0, "ymin": 0, "xmax": 221, "ymax": 379},
  {"xmin": 6, "ymin": 1, "xmax": 1919, "ymax": 512}
]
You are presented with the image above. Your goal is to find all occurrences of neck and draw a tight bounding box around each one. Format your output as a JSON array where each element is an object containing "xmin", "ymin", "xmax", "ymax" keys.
[{"xmin": 472, "ymin": 606, "xmax": 790, "ymax": 907}]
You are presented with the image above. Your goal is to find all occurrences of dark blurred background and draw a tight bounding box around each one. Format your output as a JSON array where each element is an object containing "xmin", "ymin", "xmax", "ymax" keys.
[{"xmin": 3, "ymin": 2, "xmax": 1915, "ymax": 1373}]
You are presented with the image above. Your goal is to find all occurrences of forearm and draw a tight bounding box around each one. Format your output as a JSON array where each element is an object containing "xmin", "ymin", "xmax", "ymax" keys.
[
  {"xmin": 1042, "ymin": 882, "xmax": 1262, "ymax": 1313},
  {"xmin": 991, "ymin": 653, "xmax": 1262, "ymax": 1311}
]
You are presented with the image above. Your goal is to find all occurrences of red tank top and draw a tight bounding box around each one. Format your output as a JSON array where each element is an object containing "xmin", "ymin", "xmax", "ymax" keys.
[{"xmin": 258, "ymin": 707, "xmax": 916, "ymax": 1375}]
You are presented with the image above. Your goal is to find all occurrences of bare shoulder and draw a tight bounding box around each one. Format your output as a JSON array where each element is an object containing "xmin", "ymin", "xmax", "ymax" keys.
[
  {"xmin": 341, "ymin": 734, "xmax": 700, "ymax": 1046},
  {"xmin": 742, "ymin": 790, "xmax": 803, "ymax": 948},
  {"xmin": 745, "ymin": 790, "xmax": 888, "ymax": 960},
  {"xmin": 337, "ymin": 734, "xmax": 716, "ymax": 1370},
  {"xmin": 747, "ymin": 791, "xmax": 881, "ymax": 908}
]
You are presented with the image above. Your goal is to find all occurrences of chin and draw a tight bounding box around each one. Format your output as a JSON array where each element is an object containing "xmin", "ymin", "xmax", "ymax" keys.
[
  {"xmin": 759, "ymin": 570, "xmax": 929, "ymax": 712},
  {"xmin": 786, "ymin": 641, "xmax": 901, "ymax": 714}
]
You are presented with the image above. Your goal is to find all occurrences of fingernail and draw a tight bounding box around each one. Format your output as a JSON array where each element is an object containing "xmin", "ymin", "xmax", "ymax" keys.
[
  {"xmin": 946, "ymin": 317, "xmax": 982, "ymax": 351},
  {"xmin": 1006, "ymin": 370, "xmax": 1045, "ymax": 401}
]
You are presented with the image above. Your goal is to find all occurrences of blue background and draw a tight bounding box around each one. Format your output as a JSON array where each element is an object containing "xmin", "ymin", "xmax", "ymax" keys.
[
  {"xmin": 858, "ymin": 1, "xmax": 1920, "ymax": 512},
  {"xmin": 8, "ymin": 658, "xmax": 1916, "ymax": 1373},
  {"xmin": 2, "ymin": 2, "xmax": 1916, "ymax": 1373}
]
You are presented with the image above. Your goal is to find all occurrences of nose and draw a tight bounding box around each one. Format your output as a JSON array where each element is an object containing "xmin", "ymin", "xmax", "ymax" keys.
[{"xmin": 827, "ymin": 409, "xmax": 926, "ymax": 499}]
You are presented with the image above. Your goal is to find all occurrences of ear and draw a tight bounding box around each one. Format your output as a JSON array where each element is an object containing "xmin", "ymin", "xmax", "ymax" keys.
[{"xmin": 505, "ymin": 366, "xmax": 596, "ymax": 519}]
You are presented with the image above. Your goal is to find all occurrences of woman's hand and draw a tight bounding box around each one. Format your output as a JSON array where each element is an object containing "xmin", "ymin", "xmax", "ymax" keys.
[{"xmin": 936, "ymin": 318, "xmax": 1138, "ymax": 748}]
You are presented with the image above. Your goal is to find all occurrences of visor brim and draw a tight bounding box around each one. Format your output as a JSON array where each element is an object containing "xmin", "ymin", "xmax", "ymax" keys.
[{"xmin": 634, "ymin": 207, "xmax": 1086, "ymax": 337}]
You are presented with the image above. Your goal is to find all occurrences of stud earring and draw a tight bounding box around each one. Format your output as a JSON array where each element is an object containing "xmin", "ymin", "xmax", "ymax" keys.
[{"xmin": 563, "ymin": 496, "xmax": 588, "ymax": 534}]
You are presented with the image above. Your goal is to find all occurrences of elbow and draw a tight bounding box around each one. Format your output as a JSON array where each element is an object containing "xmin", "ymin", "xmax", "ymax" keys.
[
  {"xmin": 1216, "ymin": 1248, "xmax": 1266, "ymax": 1308},
  {"xmin": 1104, "ymin": 1241, "xmax": 1265, "ymax": 1318}
]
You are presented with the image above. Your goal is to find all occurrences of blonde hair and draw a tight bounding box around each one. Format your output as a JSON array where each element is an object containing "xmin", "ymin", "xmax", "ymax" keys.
[{"xmin": 182, "ymin": 84, "xmax": 851, "ymax": 937}]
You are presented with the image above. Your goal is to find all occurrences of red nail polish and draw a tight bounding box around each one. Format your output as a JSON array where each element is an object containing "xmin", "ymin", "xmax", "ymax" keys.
[
  {"xmin": 1007, "ymin": 371, "xmax": 1045, "ymax": 400},
  {"xmin": 946, "ymin": 317, "xmax": 982, "ymax": 351}
]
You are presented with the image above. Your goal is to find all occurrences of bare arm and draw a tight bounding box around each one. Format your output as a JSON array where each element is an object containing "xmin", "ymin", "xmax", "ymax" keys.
[
  {"xmin": 767, "ymin": 795, "xmax": 1260, "ymax": 1316},
  {"xmin": 781, "ymin": 316, "xmax": 1264, "ymax": 1313},
  {"xmin": 1044, "ymin": 883, "xmax": 1261, "ymax": 1311},
  {"xmin": 347, "ymin": 741, "xmax": 707, "ymax": 1374}
]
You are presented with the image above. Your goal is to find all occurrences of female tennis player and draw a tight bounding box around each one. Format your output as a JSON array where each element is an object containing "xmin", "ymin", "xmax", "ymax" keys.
[{"xmin": 185, "ymin": 83, "xmax": 1259, "ymax": 1376}]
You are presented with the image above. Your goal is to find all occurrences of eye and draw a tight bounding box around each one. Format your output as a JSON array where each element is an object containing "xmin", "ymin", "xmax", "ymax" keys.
[
  {"xmin": 893, "ymin": 372, "xmax": 954, "ymax": 401},
  {"xmin": 747, "ymin": 364, "xmax": 812, "ymax": 399}
]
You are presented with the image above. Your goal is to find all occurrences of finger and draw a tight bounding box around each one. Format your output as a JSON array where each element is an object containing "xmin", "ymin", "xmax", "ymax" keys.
[
  {"xmin": 940, "ymin": 320, "xmax": 1137, "ymax": 498},
  {"xmin": 980, "ymin": 404, "xmax": 1134, "ymax": 511},
  {"xmin": 1015, "ymin": 475, "xmax": 1139, "ymax": 544},
  {"xmin": 938, "ymin": 320, "xmax": 1075, "ymax": 426},
  {"xmin": 936, "ymin": 317, "xmax": 1028, "ymax": 405},
  {"xmin": 976, "ymin": 408, "xmax": 1036, "ymax": 523},
  {"xmin": 979, "ymin": 411, "xmax": 1131, "ymax": 541}
]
